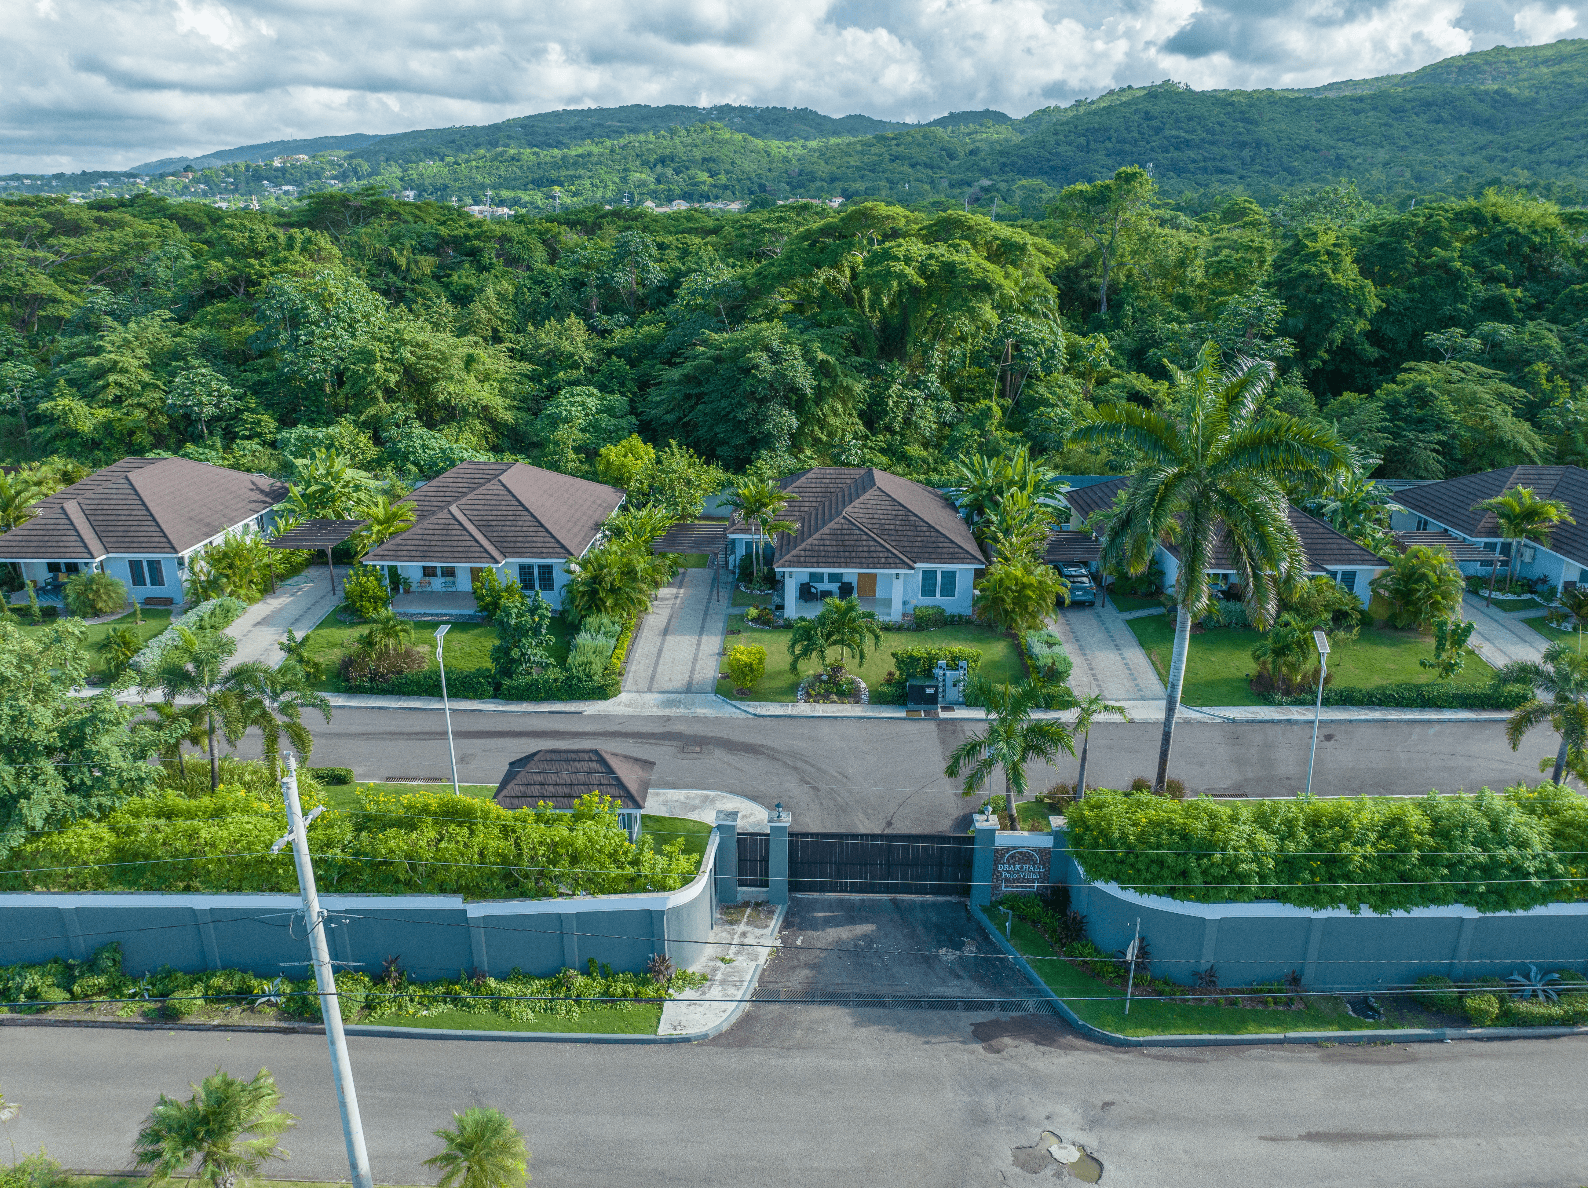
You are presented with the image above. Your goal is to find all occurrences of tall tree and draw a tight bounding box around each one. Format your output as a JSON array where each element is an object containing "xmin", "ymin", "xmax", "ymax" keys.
[
  {"xmin": 721, "ymin": 479, "xmax": 798, "ymax": 586},
  {"xmin": 1075, "ymin": 343, "xmax": 1349, "ymax": 790},
  {"xmin": 1499, "ymin": 643, "xmax": 1588, "ymax": 785},
  {"xmin": 1051, "ymin": 166, "xmax": 1156, "ymax": 315},
  {"xmin": 1067, "ymin": 691, "xmax": 1128, "ymax": 800},
  {"xmin": 946, "ymin": 680, "xmax": 1076, "ymax": 825}
]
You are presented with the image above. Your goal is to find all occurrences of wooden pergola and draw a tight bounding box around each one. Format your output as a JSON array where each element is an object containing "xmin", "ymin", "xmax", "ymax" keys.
[{"xmin": 267, "ymin": 519, "xmax": 367, "ymax": 595}]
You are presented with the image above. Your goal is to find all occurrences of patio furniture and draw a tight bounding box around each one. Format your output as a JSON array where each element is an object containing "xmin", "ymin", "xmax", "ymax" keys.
[
  {"xmin": 799, "ymin": 582, "xmax": 819, "ymax": 602},
  {"xmin": 838, "ymin": 581, "xmax": 854, "ymax": 600},
  {"xmin": 417, "ymin": 578, "xmax": 432, "ymax": 591}
]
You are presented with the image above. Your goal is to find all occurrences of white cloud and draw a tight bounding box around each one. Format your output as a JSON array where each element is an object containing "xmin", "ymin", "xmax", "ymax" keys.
[{"xmin": 1, "ymin": 0, "xmax": 1583, "ymax": 172}]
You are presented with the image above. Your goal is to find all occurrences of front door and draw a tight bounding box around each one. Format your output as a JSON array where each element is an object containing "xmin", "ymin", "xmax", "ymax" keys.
[
  {"xmin": 469, "ymin": 567, "xmax": 488, "ymax": 590},
  {"xmin": 857, "ymin": 572, "xmax": 877, "ymax": 598}
]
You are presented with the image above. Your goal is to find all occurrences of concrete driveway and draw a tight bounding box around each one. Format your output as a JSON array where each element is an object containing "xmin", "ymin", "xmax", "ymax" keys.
[
  {"xmin": 1047, "ymin": 599, "xmax": 1166, "ymax": 701},
  {"xmin": 1463, "ymin": 592, "xmax": 1548, "ymax": 669},
  {"xmin": 223, "ymin": 566, "xmax": 342, "ymax": 668},
  {"xmin": 623, "ymin": 564, "xmax": 732, "ymax": 694}
]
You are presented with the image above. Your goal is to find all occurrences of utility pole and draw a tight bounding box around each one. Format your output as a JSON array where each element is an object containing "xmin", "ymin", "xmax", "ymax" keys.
[
  {"xmin": 274, "ymin": 755, "xmax": 373, "ymax": 1188},
  {"xmin": 435, "ymin": 624, "xmax": 460, "ymax": 795}
]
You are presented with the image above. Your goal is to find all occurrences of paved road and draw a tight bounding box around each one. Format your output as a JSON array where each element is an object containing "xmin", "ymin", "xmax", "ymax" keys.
[
  {"xmin": 266, "ymin": 707, "xmax": 1555, "ymax": 832},
  {"xmin": 5, "ymin": 1009, "xmax": 1583, "ymax": 1187}
]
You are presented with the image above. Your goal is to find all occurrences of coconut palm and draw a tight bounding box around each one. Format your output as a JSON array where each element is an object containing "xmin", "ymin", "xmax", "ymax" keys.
[
  {"xmin": 352, "ymin": 495, "xmax": 416, "ymax": 555},
  {"xmin": 721, "ymin": 480, "xmax": 797, "ymax": 586},
  {"xmin": 133, "ymin": 1067, "xmax": 295, "ymax": 1188},
  {"xmin": 787, "ymin": 596, "xmax": 883, "ymax": 672},
  {"xmin": 947, "ymin": 680, "xmax": 1076, "ymax": 825},
  {"xmin": 1499, "ymin": 642, "xmax": 1588, "ymax": 785},
  {"xmin": 1068, "ymin": 692, "xmax": 1128, "ymax": 800},
  {"xmin": 1074, "ymin": 343, "xmax": 1350, "ymax": 789},
  {"xmin": 423, "ymin": 1106, "xmax": 529, "ymax": 1188},
  {"xmin": 1476, "ymin": 485, "xmax": 1574, "ymax": 606}
]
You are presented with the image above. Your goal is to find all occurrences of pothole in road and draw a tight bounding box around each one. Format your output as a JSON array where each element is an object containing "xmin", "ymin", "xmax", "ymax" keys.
[{"xmin": 1009, "ymin": 1130, "xmax": 1104, "ymax": 1181}]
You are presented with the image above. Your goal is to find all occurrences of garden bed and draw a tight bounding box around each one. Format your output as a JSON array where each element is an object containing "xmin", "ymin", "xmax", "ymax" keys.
[
  {"xmin": 714, "ymin": 617, "xmax": 1024, "ymax": 702},
  {"xmin": 298, "ymin": 613, "xmax": 577, "ymax": 694},
  {"xmin": 1125, "ymin": 615, "xmax": 1495, "ymax": 707},
  {"xmin": 13, "ymin": 607, "xmax": 173, "ymax": 683}
]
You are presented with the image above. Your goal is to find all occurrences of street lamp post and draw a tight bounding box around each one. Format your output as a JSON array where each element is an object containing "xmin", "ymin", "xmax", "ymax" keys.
[
  {"xmin": 1305, "ymin": 629, "xmax": 1331, "ymax": 798},
  {"xmin": 435, "ymin": 624, "xmax": 460, "ymax": 796}
]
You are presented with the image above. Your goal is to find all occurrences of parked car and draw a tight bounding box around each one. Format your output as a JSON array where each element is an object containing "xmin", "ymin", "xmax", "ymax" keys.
[{"xmin": 1059, "ymin": 563, "xmax": 1097, "ymax": 607}]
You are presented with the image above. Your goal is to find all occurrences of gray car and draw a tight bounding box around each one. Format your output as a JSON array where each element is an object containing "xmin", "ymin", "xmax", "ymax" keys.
[{"xmin": 1059, "ymin": 563, "xmax": 1097, "ymax": 606}]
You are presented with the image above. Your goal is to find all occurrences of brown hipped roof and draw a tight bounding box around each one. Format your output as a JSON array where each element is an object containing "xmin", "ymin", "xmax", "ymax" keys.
[
  {"xmin": 731, "ymin": 467, "xmax": 983, "ymax": 570},
  {"xmin": 494, "ymin": 748, "xmax": 655, "ymax": 812},
  {"xmin": 0, "ymin": 457, "xmax": 287, "ymax": 560},
  {"xmin": 1061, "ymin": 476, "xmax": 1386, "ymax": 572},
  {"xmin": 365, "ymin": 461, "xmax": 624, "ymax": 564},
  {"xmin": 1392, "ymin": 466, "xmax": 1588, "ymax": 564}
]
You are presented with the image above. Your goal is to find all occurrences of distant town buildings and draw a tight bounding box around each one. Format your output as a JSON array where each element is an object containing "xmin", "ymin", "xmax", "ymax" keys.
[
  {"xmin": 464, "ymin": 204, "xmax": 515, "ymax": 219},
  {"xmin": 272, "ymin": 155, "xmax": 310, "ymax": 165}
]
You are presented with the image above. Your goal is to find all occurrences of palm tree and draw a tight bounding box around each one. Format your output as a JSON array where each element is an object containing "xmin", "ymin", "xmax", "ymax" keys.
[
  {"xmin": 561, "ymin": 544, "xmax": 666, "ymax": 623},
  {"xmin": 1074, "ymin": 343, "xmax": 1349, "ymax": 790},
  {"xmin": 1499, "ymin": 643, "xmax": 1588, "ymax": 784},
  {"xmin": 133, "ymin": 1067, "xmax": 295, "ymax": 1188},
  {"xmin": 353, "ymin": 495, "xmax": 416, "ymax": 556},
  {"xmin": 423, "ymin": 1106, "xmax": 529, "ymax": 1188},
  {"xmin": 1067, "ymin": 692, "xmax": 1128, "ymax": 800},
  {"xmin": 1475, "ymin": 486, "xmax": 1574, "ymax": 606},
  {"xmin": 146, "ymin": 627, "xmax": 332, "ymax": 788},
  {"xmin": 0, "ymin": 471, "xmax": 41, "ymax": 532},
  {"xmin": 1545, "ymin": 586, "xmax": 1588, "ymax": 652},
  {"xmin": 602, "ymin": 504, "xmax": 677, "ymax": 550},
  {"xmin": 946, "ymin": 680, "xmax": 1077, "ymax": 825},
  {"xmin": 1250, "ymin": 614, "xmax": 1317, "ymax": 695},
  {"xmin": 353, "ymin": 609, "xmax": 414, "ymax": 659},
  {"xmin": 149, "ymin": 700, "xmax": 208, "ymax": 777},
  {"xmin": 722, "ymin": 480, "xmax": 797, "ymax": 586},
  {"xmin": 787, "ymin": 596, "xmax": 884, "ymax": 672}
]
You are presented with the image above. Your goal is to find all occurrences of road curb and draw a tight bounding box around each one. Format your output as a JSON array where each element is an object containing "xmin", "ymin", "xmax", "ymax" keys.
[{"xmin": 968, "ymin": 906, "xmax": 1588, "ymax": 1048}]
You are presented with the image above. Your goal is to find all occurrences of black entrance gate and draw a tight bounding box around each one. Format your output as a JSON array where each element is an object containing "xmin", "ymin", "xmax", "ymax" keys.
[{"xmin": 736, "ymin": 831, "xmax": 974, "ymax": 896}]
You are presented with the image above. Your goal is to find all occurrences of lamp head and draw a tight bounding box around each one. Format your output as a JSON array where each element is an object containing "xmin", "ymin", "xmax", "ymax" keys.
[{"xmin": 1313, "ymin": 629, "xmax": 1330, "ymax": 656}]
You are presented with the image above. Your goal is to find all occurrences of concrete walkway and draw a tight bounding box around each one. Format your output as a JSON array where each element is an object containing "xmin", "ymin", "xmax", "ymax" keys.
[
  {"xmin": 1462, "ymin": 592, "xmax": 1548, "ymax": 670},
  {"xmin": 1046, "ymin": 598, "xmax": 1167, "ymax": 702},
  {"xmin": 657, "ymin": 899, "xmax": 784, "ymax": 1039},
  {"xmin": 223, "ymin": 566, "xmax": 343, "ymax": 668},
  {"xmin": 624, "ymin": 564, "xmax": 731, "ymax": 694}
]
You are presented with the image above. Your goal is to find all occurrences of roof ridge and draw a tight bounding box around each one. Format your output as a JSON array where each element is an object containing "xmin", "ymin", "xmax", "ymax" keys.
[
  {"xmin": 60, "ymin": 499, "xmax": 107, "ymax": 558},
  {"xmin": 494, "ymin": 466, "xmax": 571, "ymax": 556},
  {"xmin": 840, "ymin": 511, "xmax": 914, "ymax": 567},
  {"xmin": 447, "ymin": 505, "xmax": 505, "ymax": 562},
  {"xmin": 121, "ymin": 463, "xmax": 178, "ymax": 553}
]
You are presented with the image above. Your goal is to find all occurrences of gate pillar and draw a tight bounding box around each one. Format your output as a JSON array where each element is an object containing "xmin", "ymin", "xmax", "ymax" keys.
[
  {"xmin": 970, "ymin": 811, "xmax": 999, "ymax": 907},
  {"xmin": 714, "ymin": 810, "xmax": 740, "ymax": 907},
  {"xmin": 768, "ymin": 806, "xmax": 790, "ymax": 906}
]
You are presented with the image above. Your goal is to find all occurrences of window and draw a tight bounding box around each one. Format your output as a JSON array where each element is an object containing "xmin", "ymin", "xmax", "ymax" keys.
[
  {"xmin": 1339, "ymin": 570, "xmax": 1357, "ymax": 593},
  {"xmin": 807, "ymin": 572, "xmax": 822, "ymax": 583},
  {"xmin": 145, "ymin": 559, "xmax": 164, "ymax": 587},
  {"xmin": 439, "ymin": 566, "xmax": 456, "ymax": 579},
  {"xmin": 518, "ymin": 564, "xmax": 534, "ymax": 588},
  {"xmin": 939, "ymin": 569, "xmax": 958, "ymax": 598},
  {"xmin": 1415, "ymin": 517, "xmax": 1429, "ymax": 532},
  {"xmin": 537, "ymin": 564, "xmax": 555, "ymax": 591},
  {"xmin": 920, "ymin": 569, "xmax": 937, "ymax": 598},
  {"xmin": 129, "ymin": 560, "xmax": 146, "ymax": 587},
  {"xmin": 422, "ymin": 565, "xmax": 438, "ymax": 578},
  {"xmin": 46, "ymin": 562, "xmax": 61, "ymax": 575}
]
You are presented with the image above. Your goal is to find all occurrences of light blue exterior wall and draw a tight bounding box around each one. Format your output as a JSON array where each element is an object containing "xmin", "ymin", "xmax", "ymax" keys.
[
  {"xmin": 391, "ymin": 558, "xmax": 573, "ymax": 609},
  {"xmin": 1387, "ymin": 507, "xmax": 1583, "ymax": 587},
  {"xmin": 1155, "ymin": 544, "xmax": 1379, "ymax": 608}
]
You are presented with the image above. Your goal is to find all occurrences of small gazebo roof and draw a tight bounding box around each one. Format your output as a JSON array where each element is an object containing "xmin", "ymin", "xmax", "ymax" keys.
[
  {"xmin": 494, "ymin": 748, "xmax": 655, "ymax": 812},
  {"xmin": 267, "ymin": 519, "xmax": 367, "ymax": 550}
]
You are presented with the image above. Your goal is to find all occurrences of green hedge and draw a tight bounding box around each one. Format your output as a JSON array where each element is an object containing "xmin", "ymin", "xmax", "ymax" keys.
[
  {"xmin": 890, "ymin": 645, "xmax": 984, "ymax": 679},
  {"xmin": 1065, "ymin": 783, "xmax": 1588, "ymax": 914},
  {"xmin": 2, "ymin": 786, "xmax": 698, "ymax": 898},
  {"xmin": 1265, "ymin": 681, "xmax": 1530, "ymax": 709},
  {"xmin": 0, "ymin": 942, "xmax": 694, "ymax": 1025},
  {"xmin": 351, "ymin": 667, "xmax": 495, "ymax": 699},
  {"xmin": 310, "ymin": 767, "xmax": 355, "ymax": 786}
]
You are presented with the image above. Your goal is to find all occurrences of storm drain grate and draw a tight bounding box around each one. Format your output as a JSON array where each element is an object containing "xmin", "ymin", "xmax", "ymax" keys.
[{"xmin": 757, "ymin": 989, "xmax": 1058, "ymax": 1014}]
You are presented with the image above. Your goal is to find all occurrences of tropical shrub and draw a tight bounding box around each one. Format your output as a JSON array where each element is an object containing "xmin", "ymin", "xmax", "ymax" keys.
[
  {"xmin": 912, "ymin": 605, "xmax": 948, "ymax": 629},
  {"xmin": 1202, "ymin": 599, "xmax": 1250, "ymax": 629},
  {"xmin": 489, "ymin": 592, "xmax": 555, "ymax": 685},
  {"xmin": 341, "ymin": 564, "xmax": 392, "ymax": 619},
  {"xmin": 472, "ymin": 569, "xmax": 526, "ymax": 619},
  {"xmin": 1463, "ymin": 993, "xmax": 1501, "ymax": 1026},
  {"xmin": 1, "ymin": 787, "xmax": 698, "ymax": 898},
  {"xmin": 1263, "ymin": 680, "xmax": 1530, "ymax": 709},
  {"xmin": 1412, "ymin": 974, "xmax": 1462, "ymax": 1013},
  {"xmin": 376, "ymin": 667, "xmax": 495, "ymax": 700},
  {"xmin": 562, "ymin": 544, "xmax": 666, "ymax": 623},
  {"xmin": 890, "ymin": 644, "xmax": 984, "ymax": 679},
  {"xmin": 1369, "ymin": 545, "xmax": 1465, "ymax": 630},
  {"xmin": 1065, "ymin": 782, "xmax": 1588, "ymax": 914},
  {"xmin": 62, "ymin": 571, "xmax": 127, "ymax": 617},
  {"xmin": 97, "ymin": 625, "xmax": 145, "ymax": 677},
  {"xmin": 726, "ymin": 643, "xmax": 767, "ymax": 689},
  {"xmin": 126, "ymin": 598, "xmax": 247, "ymax": 673},
  {"xmin": 787, "ymin": 597, "xmax": 883, "ymax": 672},
  {"xmin": 973, "ymin": 559, "xmax": 1069, "ymax": 633},
  {"xmin": 1023, "ymin": 630, "xmax": 1073, "ymax": 683},
  {"xmin": 1281, "ymin": 575, "xmax": 1365, "ymax": 636},
  {"xmin": 310, "ymin": 766, "xmax": 355, "ymax": 786}
]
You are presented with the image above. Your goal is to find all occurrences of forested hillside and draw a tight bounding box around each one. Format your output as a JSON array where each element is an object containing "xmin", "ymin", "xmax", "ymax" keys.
[{"xmin": 2, "ymin": 172, "xmax": 1584, "ymax": 499}]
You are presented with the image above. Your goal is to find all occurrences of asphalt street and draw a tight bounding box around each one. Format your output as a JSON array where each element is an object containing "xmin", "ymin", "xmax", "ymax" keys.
[
  {"xmin": 5, "ymin": 1009, "xmax": 1583, "ymax": 1187},
  {"xmin": 271, "ymin": 706, "xmax": 1552, "ymax": 832}
]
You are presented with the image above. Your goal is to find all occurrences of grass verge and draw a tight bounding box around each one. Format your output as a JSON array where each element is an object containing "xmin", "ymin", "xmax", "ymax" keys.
[
  {"xmin": 15, "ymin": 608, "xmax": 173, "ymax": 682},
  {"xmin": 716, "ymin": 619, "xmax": 1025, "ymax": 702},
  {"xmin": 1125, "ymin": 616, "xmax": 1492, "ymax": 707},
  {"xmin": 1001, "ymin": 917, "xmax": 1384, "ymax": 1038},
  {"xmin": 669, "ymin": 552, "xmax": 709, "ymax": 569},
  {"xmin": 1522, "ymin": 616, "xmax": 1585, "ymax": 649},
  {"xmin": 360, "ymin": 1004, "xmax": 662, "ymax": 1034},
  {"xmin": 1109, "ymin": 592, "xmax": 1164, "ymax": 613},
  {"xmin": 299, "ymin": 614, "xmax": 575, "ymax": 693}
]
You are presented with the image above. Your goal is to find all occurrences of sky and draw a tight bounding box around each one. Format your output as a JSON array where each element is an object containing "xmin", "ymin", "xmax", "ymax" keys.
[{"xmin": 3, "ymin": 0, "xmax": 1584, "ymax": 174}]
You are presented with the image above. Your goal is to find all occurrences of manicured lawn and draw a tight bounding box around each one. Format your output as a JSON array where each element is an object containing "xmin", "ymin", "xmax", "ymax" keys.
[
  {"xmin": 642, "ymin": 813, "xmax": 714, "ymax": 860},
  {"xmin": 299, "ymin": 611, "xmax": 574, "ymax": 692},
  {"xmin": 15, "ymin": 607, "xmax": 173, "ymax": 682},
  {"xmin": 1125, "ymin": 616, "xmax": 1495, "ymax": 707},
  {"xmin": 361, "ymin": 1003, "xmax": 662, "ymax": 1034},
  {"xmin": 731, "ymin": 587, "xmax": 774, "ymax": 607},
  {"xmin": 1491, "ymin": 595, "xmax": 1547, "ymax": 612},
  {"xmin": 1002, "ymin": 917, "xmax": 1382, "ymax": 1038},
  {"xmin": 669, "ymin": 552, "xmax": 710, "ymax": 568},
  {"xmin": 1522, "ymin": 616, "xmax": 1585, "ymax": 649},
  {"xmin": 1109, "ymin": 591, "xmax": 1164, "ymax": 613},
  {"xmin": 717, "ymin": 618, "xmax": 1026, "ymax": 702}
]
